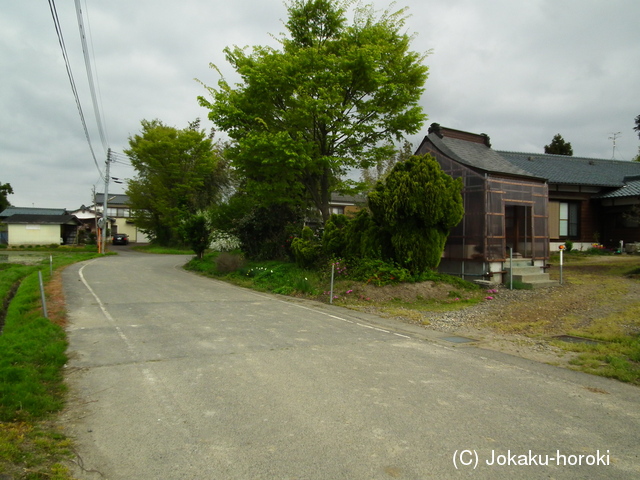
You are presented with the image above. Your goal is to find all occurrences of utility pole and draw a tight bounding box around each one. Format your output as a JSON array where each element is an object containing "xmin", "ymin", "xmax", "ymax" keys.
[
  {"xmin": 101, "ymin": 149, "xmax": 112, "ymax": 254},
  {"xmin": 609, "ymin": 132, "xmax": 621, "ymax": 159}
]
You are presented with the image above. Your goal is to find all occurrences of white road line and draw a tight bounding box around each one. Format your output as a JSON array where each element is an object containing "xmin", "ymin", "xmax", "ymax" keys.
[{"xmin": 78, "ymin": 260, "xmax": 137, "ymax": 356}]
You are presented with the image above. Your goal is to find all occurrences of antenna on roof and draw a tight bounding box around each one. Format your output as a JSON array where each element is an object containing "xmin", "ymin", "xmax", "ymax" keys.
[{"xmin": 608, "ymin": 132, "xmax": 621, "ymax": 159}]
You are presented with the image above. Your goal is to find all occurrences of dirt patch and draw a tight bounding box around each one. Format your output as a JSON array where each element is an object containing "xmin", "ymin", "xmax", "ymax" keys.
[
  {"xmin": 356, "ymin": 281, "xmax": 455, "ymax": 302},
  {"xmin": 334, "ymin": 255, "xmax": 640, "ymax": 369}
]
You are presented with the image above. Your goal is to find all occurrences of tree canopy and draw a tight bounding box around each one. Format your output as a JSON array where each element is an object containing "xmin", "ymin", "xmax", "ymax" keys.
[
  {"xmin": 125, "ymin": 119, "xmax": 230, "ymax": 246},
  {"xmin": 198, "ymin": 0, "xmax": 429, "ymax": 223},
  {"xmin": 0, "ymin": 182, "xmax": 13, "ymax": 212},
  {"xmin": 544, "ymin": 134, "xmax": 573, "ymax": 156},
  {"xmin": 634, "ymin": 114, "xmax": 640, "ymax": 140}
]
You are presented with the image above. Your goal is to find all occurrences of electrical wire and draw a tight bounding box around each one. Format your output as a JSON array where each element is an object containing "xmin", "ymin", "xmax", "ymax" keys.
[
  {"xmin": 47, "ymin": 0, "xmax": 104, "ymax": 181},
  {"xmin": 76, "ymin": 0, "xmax": 109, "ymax": 151}
]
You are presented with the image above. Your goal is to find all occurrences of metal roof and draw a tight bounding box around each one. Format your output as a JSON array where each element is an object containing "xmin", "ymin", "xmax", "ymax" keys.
[
  {"xmin": 4, "ymin": 214, "xmax": 81, "ymax": 225},
  {"xmin": 0, "ymin": 207, "xmax": 68, "ymax": 217},
  {"xmin": 499, "ymin": 151, "xmax": 640, "ymax": 187},
  {"xmin": 422, "ymin": 127, "xmax": 544, "ymax": 180},
  {"xmin": 95, "ymin": 193, "xmax": 130, "ymax": 206}
]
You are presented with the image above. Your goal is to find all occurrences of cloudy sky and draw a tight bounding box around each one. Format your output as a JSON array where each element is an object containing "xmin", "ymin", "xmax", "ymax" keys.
[{"xmin": 2, "ymin": 0, "xmax": 639, "ymax": 209}]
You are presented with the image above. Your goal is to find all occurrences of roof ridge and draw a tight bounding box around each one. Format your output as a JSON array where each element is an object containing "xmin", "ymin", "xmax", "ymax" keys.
[{"xmin": 498, "ymin": 150, "xmax": 634, "ymax": 164}]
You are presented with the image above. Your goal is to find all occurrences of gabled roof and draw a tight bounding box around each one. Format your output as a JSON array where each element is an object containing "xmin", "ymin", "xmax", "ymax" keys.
[
  {"xmin": 4, "ymin": 214, "xmax": 81, "ymax": 225},
  {"xmin": 499, "ymin": 151, "xmax": 640, "ymax": 187},
  {"xmin": 0, "ymin": 206, "xmax": 68, "ymax": 218},
  {"xmin": 420, "ymin": 124, "xmax": 544, "ymax": 180}
]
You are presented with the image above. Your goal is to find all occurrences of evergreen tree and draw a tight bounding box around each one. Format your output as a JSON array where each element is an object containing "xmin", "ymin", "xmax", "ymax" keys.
[
  {"xmin": 368, "ymin": 154, "xmax": 463, "ymax": 273},
  {"xmin": 544, "ymin": 134, "xmax": 573, "ymax": 156},
  {"xmin": 0, "ymin": 182, "xmax": 13, "ymax": 212}
]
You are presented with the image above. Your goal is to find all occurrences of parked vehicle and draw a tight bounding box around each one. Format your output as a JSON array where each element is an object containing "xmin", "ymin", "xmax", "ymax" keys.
[{"xmin": 112, "ymin": 233, "xmax": 129, "ymax": 245}]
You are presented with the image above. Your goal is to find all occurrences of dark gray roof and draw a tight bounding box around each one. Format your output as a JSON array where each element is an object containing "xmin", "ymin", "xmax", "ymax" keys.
[
  {"xmin": 427, "ymin": 134, "xmax": 544, "ymax": 180},
  {"xmin": 0, "ymin": 206, "xmax": 68, "ymax": 217},
  {"xmin": 330, "ymin": 193, "xmax": 366, "ymax": 205},
  {"xmin": 95, "ymin": 193, "xmax": 130, "ymax": 206},
  {"xmin": 4, "ymin": 214, "xmax": 81, "ymax": 225},
  {"xmin": 596, "ymin": 179, "xmax": 640, "ymax": 199},
  {"xmin": 499, "ymin": 151, "xmax": 640, "ymax": 187}
]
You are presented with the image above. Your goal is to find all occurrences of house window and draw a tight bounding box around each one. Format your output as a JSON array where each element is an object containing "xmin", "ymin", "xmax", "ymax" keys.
[
  {"xmin": 107, "ymin": 207, "xmax": 131, "ymax": 218},
  {"xmin": 559, "ymin": 202, "xmax": 579, "ymax": 238}
]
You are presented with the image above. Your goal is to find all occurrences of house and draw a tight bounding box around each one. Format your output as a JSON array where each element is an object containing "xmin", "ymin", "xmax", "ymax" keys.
[
  {"xmin": 328, "ymin": 194, "xmax": 365, "ymax": 216},
  {"xmin": 499, "ymin": 152, "xmax": 640, "ymax": 250},
  {"xmin": 415, "ymin": 124, "xmax": 552, "ymax": 285},
  {"xmin": 94, "ymin": 193, "xmax": 149, "ymax": 243},
  {"xmin": 1, "ymin": 208, "xmax": 81, "ymax": 246},
  {"xmin": 413, "ymin": 123, "xmax": 640, "ymax": 284}
]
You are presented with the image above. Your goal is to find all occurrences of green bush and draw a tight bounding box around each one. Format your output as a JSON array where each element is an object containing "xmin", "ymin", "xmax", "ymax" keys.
[
  {"xmin": 322, "ymin": 214, "xmax": 349, "ymax": 257},
  {"xmin": 564, "ymin": 240, "xmax": 574, "ymax": 252},
  {"xmin": 291, "ymin": 226, "xmax": 322, "ymax": 268},
  {"xmin": 350, "ymin": 258, "xmax": 412, "ymax": 286},
  {"xmin": 367, "ymin": 154, "xmax": 464, "ymax": 274}
]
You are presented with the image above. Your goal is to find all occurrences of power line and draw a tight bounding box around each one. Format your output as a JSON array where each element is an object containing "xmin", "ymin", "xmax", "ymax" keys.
[
  {"xmin": 47, "ymin": 0, "xmax": 104, "ymax": 180},
  {"xmin": 75, "ymin": 0, "xmax": 109, "ymax": 151}
]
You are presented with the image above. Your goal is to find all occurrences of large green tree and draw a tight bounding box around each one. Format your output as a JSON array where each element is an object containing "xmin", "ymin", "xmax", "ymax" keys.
[
  {"xmin": 361, "ymin": 140, "xmax": 414, "ymax": 186},
  {"xmin": 0, "ymin": 182, "xmax": 13, "ymax": 212},
  {"xmin": 198, "ymin": 0, "xmax": 429, "ymax": 223},
  {"xmin": 125, "ymin": 119, "xmax": 230, "ymax": 246},
  {"xmin": 544, "ymin": 134, "xmax": 573, "ymax": 156},
  {"xmin": 368, "ymin": 154, "xmax": 463, "ymax": 273}
]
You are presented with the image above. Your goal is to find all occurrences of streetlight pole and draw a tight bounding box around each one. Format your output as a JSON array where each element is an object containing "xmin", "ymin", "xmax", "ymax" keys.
[{"xmin": 101, "ymin": 149, "xmax": 112, "ymax": 254}]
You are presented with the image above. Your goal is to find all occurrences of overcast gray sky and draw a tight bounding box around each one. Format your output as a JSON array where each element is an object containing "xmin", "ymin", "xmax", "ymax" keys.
[{"xmin": 2, "ymin": 0, "xmax": 639, "ymax": 209}]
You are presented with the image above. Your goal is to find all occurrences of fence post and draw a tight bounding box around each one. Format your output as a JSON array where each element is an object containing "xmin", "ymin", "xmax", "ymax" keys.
[
  {"xmin": 38, "ymin": 271, "xmax": 48, "ymax": 319},
  {"xmin": 329, "ymin": 263, "xmax": 335, "ymax": 304}
]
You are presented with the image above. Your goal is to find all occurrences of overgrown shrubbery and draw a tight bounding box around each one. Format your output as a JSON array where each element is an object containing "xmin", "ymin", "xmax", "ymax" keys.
[{"xmin": 291, "ymin": 226, "xmax": 322, "ymax": 268}]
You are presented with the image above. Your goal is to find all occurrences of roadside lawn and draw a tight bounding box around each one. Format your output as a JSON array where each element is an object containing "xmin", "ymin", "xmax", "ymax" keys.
[{"xmin": 0, "ymin": 251, "xmax": 100, "ymax": 480}]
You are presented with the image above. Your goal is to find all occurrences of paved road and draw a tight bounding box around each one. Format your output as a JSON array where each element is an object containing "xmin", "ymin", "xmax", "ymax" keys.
[{"xmin": 62, "ymin": 249, "xmax": 640, "ymax": 479}]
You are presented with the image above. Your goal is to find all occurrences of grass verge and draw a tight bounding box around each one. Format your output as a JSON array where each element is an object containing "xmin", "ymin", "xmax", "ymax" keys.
[
  {"xmin": 0, "ymin": 252, "xmax": 100, "ymax": 479},
  {"xmin": 132, "ymin": 244, "xmax": 194, "ymax": 255}
]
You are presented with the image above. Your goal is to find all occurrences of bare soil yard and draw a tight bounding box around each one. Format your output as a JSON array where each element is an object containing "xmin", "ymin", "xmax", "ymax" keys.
[{"xmin": 333, "ymin": 255, "xmax": 640, "ymax": 374}]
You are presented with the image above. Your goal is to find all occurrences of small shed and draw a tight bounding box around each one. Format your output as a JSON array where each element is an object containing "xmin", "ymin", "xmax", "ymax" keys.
[
  {"xmin": 415, "ymin": 124, "xmax": 550, "ymax": 283},
  {"xmin": 4, "ymin": 214, "xmax": 81, "ymax": 246}
]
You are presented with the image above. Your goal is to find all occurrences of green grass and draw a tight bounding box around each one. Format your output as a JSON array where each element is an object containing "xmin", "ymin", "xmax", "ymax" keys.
[
  {"xmin": 2, "ymin": 245, "xmax": 98, "ymax": 253},
  {"xmin": 0, "ymin": 252, "xmax": 100, "ymax": 479},
  {"xmin": 0, "ymin": 273, "xmax": 68, "ymax": 421},
  {"xmin": 132, "ymin": 244, "xmax": 194, "ymax": 255}
]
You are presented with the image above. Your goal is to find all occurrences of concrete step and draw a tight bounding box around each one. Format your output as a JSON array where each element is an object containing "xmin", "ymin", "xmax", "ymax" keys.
[
  {"xmin": 506, "ymin": 260, "xmax": 534, "ymax": 268},
  {"xmin": 505, "ymin": 266, "xmax": 544, "ymax": 276},
  {"xmin": 511, "ymin": 273, "xmax": 553, "ymax": 283}
]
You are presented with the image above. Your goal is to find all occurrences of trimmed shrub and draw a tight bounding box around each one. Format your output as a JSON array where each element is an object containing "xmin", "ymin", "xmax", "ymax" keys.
[{"xmin": 291, "ymin": 226, "xmax": 322, "ymax": 268}]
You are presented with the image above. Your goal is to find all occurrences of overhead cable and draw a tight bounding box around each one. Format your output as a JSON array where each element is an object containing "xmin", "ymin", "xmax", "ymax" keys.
[
  {"xmin": 75, "ymin": 0, "xmax": 109, "ymax": 152},
  {"xmin": 47, "ymin": 0, "xmax": 104, "ymax": 180}
]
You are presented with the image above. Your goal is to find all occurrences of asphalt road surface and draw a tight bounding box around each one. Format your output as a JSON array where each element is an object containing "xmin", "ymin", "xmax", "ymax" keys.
[{"xmin": 62, "ymin": 249, "xmax": 640, "ymax": 479}]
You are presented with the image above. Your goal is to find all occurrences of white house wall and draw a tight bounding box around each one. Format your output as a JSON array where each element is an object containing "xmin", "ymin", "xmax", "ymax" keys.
[
  {"xmin": 8, "ymin": 224, "xmax": 61, "ymax": 245},
  {"xmin": 111, "ymin": 217, "xmax": 149, "ymax": 243}
]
